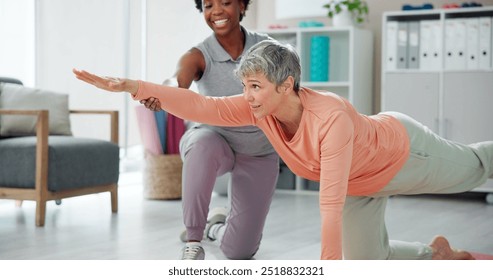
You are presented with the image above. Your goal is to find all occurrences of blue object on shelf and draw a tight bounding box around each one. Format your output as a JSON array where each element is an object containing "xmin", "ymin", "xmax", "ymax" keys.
[
  {"xmin": 461, "ymin": 2, "xmax": 482, "ymax": 7},
  {"xmin": 402, "ymin": 3, "xmax": 434, "ymax": 10},
  {"xmin": 310, "ymin": 36, "xmax": 330, "ymax": 82},
  {"xmin": 299, "ymin": 21, "xmax": 325, "ymax": 28}
]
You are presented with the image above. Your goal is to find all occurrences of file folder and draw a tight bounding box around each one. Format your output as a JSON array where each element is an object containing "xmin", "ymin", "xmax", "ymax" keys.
[
  {"xmin": 407, "ymin": 21, "xmax": 420, "ymax": 69},
  {"xmin": 397, "ymin": 21, "xmax": 409, "ymax": 69},
  {"xmin": 478, "ymin": 17, "xmax": 492, "ymax": 69},
  {"xmin": 445, "ymin": 18, "xmax": 467, "ymax": 70},
  {"xmin": 429, "ymin": 20, "xmax": 443, "ymax": 70},
  {"xmin": 419, "ymin": 20, "xmax": 433, "ymax": 70},
  {"xmin": 466, "ymin": 18, "xmax": 480, "ymax": 70},
  {"xmin": 385, "ymin": 21, "xmax": 398, "ymax": 71}
]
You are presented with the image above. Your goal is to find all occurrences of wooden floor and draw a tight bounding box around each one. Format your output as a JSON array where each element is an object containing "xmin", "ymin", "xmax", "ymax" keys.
[{"xmin": 1, "ymin": 171, "xmax": 492, "ymax": 260}]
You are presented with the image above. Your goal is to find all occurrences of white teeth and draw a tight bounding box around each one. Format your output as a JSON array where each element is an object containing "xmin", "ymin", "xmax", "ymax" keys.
[{"xmin": 214, "ymin": 19, "xmax": 228, "ymax": 25}]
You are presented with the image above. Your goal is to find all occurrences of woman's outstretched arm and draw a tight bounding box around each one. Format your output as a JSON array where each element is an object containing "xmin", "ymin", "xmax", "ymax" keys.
[{"xmin": 73, "ymin": 69, "xmax": 254, "ymax": 127}]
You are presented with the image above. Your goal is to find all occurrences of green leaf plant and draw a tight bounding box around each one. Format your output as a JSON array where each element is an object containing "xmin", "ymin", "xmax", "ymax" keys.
[{"xmin": 323, "ymin": 0, "xmax": 369, "ymax": 24}]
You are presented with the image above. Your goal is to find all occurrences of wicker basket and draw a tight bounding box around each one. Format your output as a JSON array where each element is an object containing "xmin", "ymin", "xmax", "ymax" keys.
[{"xmin": 143, "ymin": 152, "xmax": 182, "ymax": 200}]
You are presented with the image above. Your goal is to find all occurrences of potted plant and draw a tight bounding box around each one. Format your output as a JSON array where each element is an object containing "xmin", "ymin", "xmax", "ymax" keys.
[{"xmin": 323, "ymin": 0, "xmax": 369, "ymax": 26}]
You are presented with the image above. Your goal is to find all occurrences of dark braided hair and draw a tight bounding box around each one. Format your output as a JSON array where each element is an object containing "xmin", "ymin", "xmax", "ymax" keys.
[{"xmin": 194, "ymin": 0, "xmax": 251, "ymax": 21}]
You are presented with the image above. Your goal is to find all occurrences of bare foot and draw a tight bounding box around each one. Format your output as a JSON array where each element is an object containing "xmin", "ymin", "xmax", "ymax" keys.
[{"xmin": 430, "ymin": 236, "xmax": 475, "ymax": 260}]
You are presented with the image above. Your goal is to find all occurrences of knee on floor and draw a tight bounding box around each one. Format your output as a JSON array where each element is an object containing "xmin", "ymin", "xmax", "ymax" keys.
[{"xmin": 221, "ymin": 245, "xmax": 258, "ymax": 260}]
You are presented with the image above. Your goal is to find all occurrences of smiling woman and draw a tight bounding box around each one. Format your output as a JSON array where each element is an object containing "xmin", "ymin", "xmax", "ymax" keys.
[{"xmin": 134, "ymin": 0, "xmax": 281, "ymax": 261}]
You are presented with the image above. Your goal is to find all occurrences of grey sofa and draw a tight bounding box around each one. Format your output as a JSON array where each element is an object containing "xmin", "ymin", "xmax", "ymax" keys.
[{"xmin": 0, "ymin": 77, "xmax": 120, "ymax": 226}]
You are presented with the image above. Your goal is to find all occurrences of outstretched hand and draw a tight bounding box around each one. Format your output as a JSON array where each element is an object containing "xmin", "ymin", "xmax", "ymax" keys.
[{"xmin": 72, "ymin": 69, "xmax": 138, "ymax": 95}]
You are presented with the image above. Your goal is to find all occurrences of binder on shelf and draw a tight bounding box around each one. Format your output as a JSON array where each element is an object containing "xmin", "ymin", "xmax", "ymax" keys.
[
  {"xmin": 478, "ymin": 17, "xmax": 492, "ymax": 69},
  {"xmin": 397, "ymin": 21, "xmax": 409, "ymax": 69},
  {"xmin": 429, "ymin": 20, "xmax": 443, "ymax": 70},
  {"xmin": 420, "ymin": 20, "xmax": 442, "ymax": 71},
  {"xmin": 385, "ymin": 21, "xmax": 398, "ymax": 71},
  {"xmin": 445, "ymin": 18, "xmax": 467, "ymax": 70},
  {"xmin": 407, "ymin": 21, "xmax": 420, "ymax": 69},
  {"xmin": 466, "ymin": 18, "xmax": 480, "ymax": 70},
  {"xmin": 419, "ymin": 20, "xmax": 432, "ymax": 70}
]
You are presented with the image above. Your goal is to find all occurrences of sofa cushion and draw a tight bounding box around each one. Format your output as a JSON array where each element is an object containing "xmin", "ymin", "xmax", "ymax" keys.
[
  {"xmin": 0, "ymin": 83, "xmax": 72, "ymax": 137},
  {"xmin": 0, "ymin": 136, "xmax": 119, "ymax": 191}
]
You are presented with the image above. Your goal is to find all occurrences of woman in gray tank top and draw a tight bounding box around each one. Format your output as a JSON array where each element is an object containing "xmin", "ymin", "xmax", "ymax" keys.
[{"xmin": 141, "ymin": 0, "xmax": 279, "ymax": 260}]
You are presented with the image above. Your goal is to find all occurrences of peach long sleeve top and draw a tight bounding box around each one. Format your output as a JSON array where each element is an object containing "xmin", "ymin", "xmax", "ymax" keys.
[{"xmin": 134, "ymin": 81, "xmax": 410, "ymax": 260}]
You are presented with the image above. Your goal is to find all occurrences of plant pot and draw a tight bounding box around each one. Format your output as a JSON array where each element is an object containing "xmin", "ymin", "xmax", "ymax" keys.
[{"xmin": 332, "ymin": 9, "xmax": 353, "ymax": 27}]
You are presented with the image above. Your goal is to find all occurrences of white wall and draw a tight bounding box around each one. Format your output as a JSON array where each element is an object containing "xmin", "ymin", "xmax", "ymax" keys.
[
  {"xmin": 145, "ymin": 0, "xmax": 209, "ymax": 84},
  {"xmin": 36, "ymin": 0, "xmax": 127, "ymax": 144},
  {"xmin": 0, "ymin": 0, "xmax": 35, "ymax": 86}
]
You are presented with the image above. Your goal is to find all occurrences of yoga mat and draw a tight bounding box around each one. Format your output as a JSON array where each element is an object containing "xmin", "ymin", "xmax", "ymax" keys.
[
  {"xmin": 310, "ymin": 35, "xmax": 330, "ymax": 82},
  {"xmin": 135, "ymin": 105, "xmax": 163, "ymax": 155},
  {"xmin": 166, "ymin": 113, "xmax": 186, "ymax": 155},
  {"xmin": 154, "ymin": 110, "xmax": 167, "ymax": 153}
]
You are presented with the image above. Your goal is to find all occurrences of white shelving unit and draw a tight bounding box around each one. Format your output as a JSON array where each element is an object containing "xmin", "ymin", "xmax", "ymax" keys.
[
  {"xmin": 258, "ymin": 26, "xmax": 374, "ymax": 192},
  {"xmin": 381, "ymin": 7, "xmax": 493, "ymax": 202}
]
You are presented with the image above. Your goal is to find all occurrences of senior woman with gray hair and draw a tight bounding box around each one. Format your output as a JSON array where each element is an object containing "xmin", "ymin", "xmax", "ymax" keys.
[{"xmin": 73, "ymin": 40, "xmax": 492, "ymax": 260}]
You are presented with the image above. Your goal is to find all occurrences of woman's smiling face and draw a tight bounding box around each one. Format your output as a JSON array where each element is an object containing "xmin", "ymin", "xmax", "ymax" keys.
[{"xmin": 202, "ymin": 0, "xmax": 244, "ymax": 35}]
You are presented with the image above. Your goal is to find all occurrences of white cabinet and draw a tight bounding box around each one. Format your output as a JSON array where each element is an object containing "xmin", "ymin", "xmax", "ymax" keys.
[
  {"xmin": 381, "ymin": 7, "xmax": 493, "ymax": 199},
  {"xmin": 258, "ymin": 26, "xmax": 374, "ymax": 191}
]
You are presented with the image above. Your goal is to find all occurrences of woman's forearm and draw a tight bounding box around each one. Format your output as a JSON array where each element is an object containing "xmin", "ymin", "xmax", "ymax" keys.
[{"xmin": 133, "ymin": 80, "xmax": 253, "ymax": 127}]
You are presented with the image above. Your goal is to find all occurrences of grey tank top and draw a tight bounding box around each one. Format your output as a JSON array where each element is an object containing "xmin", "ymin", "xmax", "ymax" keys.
[{"xmin": 193, "ymin": 27, "xmax": 275, "ymax": 156}]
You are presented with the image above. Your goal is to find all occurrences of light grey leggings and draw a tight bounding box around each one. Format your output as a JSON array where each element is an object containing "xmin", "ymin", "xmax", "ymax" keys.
[
  {"xmin": 179, "ymin": 127, "xmax": 279, "ymax": 259},
  {"xmin": 343, "ymin": 112, "xmax": 493, "ymax": 260}
]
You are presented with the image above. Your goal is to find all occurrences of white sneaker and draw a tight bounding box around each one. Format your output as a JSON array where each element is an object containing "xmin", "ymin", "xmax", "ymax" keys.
[
  {"xmin": 181, "ymin": 242, "xmax": 205, "ymax": 260},
  {"xmin": 179, "ymin": 207, "xmax": 228, "ymax": 242}
]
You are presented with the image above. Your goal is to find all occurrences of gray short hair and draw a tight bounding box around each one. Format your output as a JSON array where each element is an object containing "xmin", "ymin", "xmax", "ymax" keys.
[{"xmin": 235, "ymin": 40, "xmax": 301, "ymax": 92}]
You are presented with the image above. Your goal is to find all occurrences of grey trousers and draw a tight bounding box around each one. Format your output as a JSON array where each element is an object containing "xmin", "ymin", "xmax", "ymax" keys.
[
  {"xmin": 343, "ymin": 112, "xmax": 493, "ymax": 260},
  {"xmin": 179, "ymin": 127, "xmax": 279, "ymax": 259}
]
